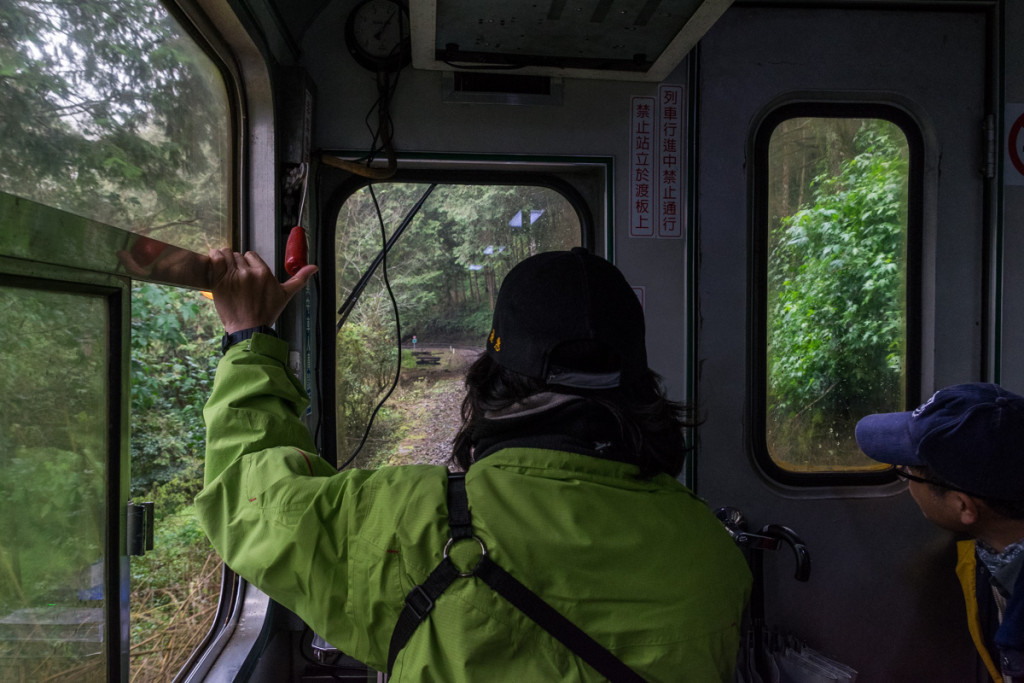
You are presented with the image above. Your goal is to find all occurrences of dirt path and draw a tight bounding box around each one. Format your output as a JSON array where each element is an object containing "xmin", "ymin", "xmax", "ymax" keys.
[{"xmin": 384, "ymin": 346, "xmax": 481, "ymax": 468}]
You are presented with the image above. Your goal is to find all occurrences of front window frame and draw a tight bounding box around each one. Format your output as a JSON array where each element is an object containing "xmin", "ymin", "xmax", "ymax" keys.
[{"xmin": 319, "ymin": 165, "xmax": 600, "ymax": 468}]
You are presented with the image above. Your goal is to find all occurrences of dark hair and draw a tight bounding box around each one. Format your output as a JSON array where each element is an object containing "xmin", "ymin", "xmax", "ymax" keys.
[
  {"xmin": 451, "ymin": 352, "xmax": 696, "ymax": 478},
  {"xmin": 917, "ymin": 466, "xmax": 1024, "ymax": 520}
]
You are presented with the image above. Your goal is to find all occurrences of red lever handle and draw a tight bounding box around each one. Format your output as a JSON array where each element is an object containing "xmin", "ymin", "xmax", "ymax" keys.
[{"xmin": 284, "ymin": 225, "xmax": 308, "ymax": 276}]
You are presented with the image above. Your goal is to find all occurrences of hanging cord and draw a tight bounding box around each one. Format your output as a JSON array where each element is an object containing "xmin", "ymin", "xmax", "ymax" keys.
[
  {"xmin": 296, "ymin": 161, "xmax": 309, "ymax": 223},
  {"xmin": 322, "ymin": 69, "xmax": 400, "ymax": 179},
  {"xmin": 338, "ymin": 184, "xmax": 403, "ymax": 469}
]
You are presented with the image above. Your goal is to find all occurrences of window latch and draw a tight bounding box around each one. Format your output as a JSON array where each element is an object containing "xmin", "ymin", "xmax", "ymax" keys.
[{"xmin": 127, "ymin": 501, "xmax": 155, "ymax": 556}]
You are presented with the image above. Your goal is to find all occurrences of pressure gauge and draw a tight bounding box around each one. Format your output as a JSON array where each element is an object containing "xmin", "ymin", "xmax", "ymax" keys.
[{"xmin": 345, "ymin": 0, "xmax": 411, "ymax": 73}]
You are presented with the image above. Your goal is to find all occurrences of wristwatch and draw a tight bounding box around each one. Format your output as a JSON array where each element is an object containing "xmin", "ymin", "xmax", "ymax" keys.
[{"xmin": 221, "ymin": 325, "xmax": 277, "ymax": 354}]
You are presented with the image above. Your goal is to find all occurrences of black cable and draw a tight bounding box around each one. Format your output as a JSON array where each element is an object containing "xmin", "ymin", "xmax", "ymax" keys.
[
  {"xmin": 360, "ymin": 68, "xmax": 400, "ymax": 167},
  {"xmin": 336, "ymin": 184, "xmax": 436, "ymax": 331},
  {"xmin": 338, "ymin": 183, "xmax": 403, "ymax": 469}
]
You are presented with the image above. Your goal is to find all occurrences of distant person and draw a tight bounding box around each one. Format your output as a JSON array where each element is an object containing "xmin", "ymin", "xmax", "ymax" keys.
[
  {"xmin": 856, "ymin": 383, "xmax": 1024, "ymax": 682},
  {"xmin": 197, "ymin": 246, "xmax": 751, "ymax": 681}
]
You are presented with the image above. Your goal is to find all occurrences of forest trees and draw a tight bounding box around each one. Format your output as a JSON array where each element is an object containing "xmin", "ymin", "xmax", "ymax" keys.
[
  {"xmin": 766, "ymin": 118, "xmax": 909, "ymax": 469},
  {"xmin": 3, "ymin": 0, "xmax": 231, "ymax": 508},
  {"xmin": 0, "ymin": 0, "xmax": 230, "ymax": 250}
]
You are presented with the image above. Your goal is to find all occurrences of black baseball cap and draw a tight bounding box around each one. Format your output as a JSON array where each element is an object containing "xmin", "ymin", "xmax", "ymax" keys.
[{"xmin": 485, "ymin": 248, "xmax": 647, "ymax": 390}]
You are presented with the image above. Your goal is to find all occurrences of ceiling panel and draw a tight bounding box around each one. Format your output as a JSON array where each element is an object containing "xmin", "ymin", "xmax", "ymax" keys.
[{"xmin": 411, "ymin": 0, "xmax": 734, "ymax": 81}]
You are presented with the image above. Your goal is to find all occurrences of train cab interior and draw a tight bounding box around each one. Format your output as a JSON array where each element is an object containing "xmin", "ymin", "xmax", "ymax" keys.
[{"xmin": 0, "ymin": 0, "xmax": 1021, "ymax": 680}]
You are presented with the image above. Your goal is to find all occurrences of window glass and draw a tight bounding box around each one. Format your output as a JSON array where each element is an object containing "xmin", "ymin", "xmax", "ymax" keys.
[
  {"xmin": 0, "ymin": 0, "xmax": 231, "ymax": 252},
  {"xmin": 765, "ymin": 118, "xmax": 908, "ymax": 472},
  {"xmin": 129, "ymin": 283, "xmax": 221, "ymax": 676},
  {"xmin": 335, "ymin": 182, "xmax": 582, "ymax": 469},
  {"xmin": 0, "ymin": 284, "xmax": 108, "ymax": 680}
]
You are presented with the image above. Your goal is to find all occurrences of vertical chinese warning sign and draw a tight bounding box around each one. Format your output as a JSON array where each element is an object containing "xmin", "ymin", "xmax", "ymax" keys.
[
  {"xmin": 629, "ymin": 88, "xmax": 686, "ymax": 239},
  {"xmin": 629, "ymin": 96, "xmax": 655, "ymax": 237},
  {"xmin": 658, "ymin": 85, "xmax": 683, "ymax": 239}
]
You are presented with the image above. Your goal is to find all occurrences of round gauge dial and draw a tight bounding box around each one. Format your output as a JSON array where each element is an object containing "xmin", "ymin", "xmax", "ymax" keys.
[{"xmin": 345, "ymin": 0, "xmax": 411, "ymax": 73}]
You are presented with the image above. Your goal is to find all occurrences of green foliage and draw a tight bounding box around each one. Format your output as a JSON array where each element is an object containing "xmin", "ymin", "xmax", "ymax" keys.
[
  {"xmin": 127, "ymin": 284, "xmax": 221, "ymax": 676},
  {"xmin": 336, "ymin": 322, "xmax": 404, "ymax": 466},
  {"xmin": 130, "ymin": 500, "xmax": 213, "ymax": 616},
  {"xmin": 767, "ymin": 120, "xmax": 908, "ymax": 466},
  {"xmin": 0, "ymin": 447, "xmax": 104, "ymax": 614},
  {"xmin": 128, "ymin": 495, "xmax": 220, "ymax": 680},
  {"xmin": 0, "ymin": 288, "xmax": 107, "ymax": 614},
  {"xmin": 2, "ymin": 0, "xmax": 227, "ymax": 673},
  {"xmin": 130, "ymin": 283, "xmax": 221, "ymax": 492}
]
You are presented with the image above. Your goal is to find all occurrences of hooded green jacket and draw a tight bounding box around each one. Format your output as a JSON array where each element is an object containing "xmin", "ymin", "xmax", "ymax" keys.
[{"xmin": 196, "ymin": 333, "xmax": 752, "ymax": 681}]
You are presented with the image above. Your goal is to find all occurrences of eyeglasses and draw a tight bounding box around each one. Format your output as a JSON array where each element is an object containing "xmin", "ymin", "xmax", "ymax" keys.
[{"xmin": 891, "ymin": 466, "xmax": 969, "ymax": 494}]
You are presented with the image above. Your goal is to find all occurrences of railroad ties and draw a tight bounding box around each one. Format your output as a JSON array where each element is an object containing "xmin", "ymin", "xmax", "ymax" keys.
[{"xmin": 411, "ymin": 350, "xmax": 441, "ymax": 366}]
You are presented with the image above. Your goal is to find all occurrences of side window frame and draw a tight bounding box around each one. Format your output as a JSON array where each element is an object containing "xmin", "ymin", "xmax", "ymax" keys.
[
  {"xmin": 0, "ymin": 252, "xmax": 130, "ymax": 680},
  {"xmin": 749, "ymin": 101, "xmax": 924, "ymax": 487}
]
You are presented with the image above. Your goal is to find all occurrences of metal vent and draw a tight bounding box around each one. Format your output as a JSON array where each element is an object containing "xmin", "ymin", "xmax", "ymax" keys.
[{"xmin": 412, "ymin": 0, "xmax": 734, "ymax": 81}]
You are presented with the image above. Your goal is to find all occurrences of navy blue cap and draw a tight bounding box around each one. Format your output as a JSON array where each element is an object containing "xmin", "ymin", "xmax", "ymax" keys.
[
  {"xmin": 485, "ymin": 248, "xmax": 647, "ymax": 390},
  {"xmin": 855, "ymin": 383, "xmax": 1024, "ymax": 501}
]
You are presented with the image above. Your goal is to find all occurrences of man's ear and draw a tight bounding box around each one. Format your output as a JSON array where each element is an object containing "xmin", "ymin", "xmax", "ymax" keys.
[{"xmin": 951, "ymin": 491, "xmax": 980, "ymax": 525}]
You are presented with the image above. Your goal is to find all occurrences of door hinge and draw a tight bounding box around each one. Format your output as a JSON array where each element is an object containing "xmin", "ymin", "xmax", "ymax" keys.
[
  {"xmin": 984, "ymin": 113, "xmax": 996, "ymax": 179},
  {"xmin": 127, "ymin": 501, "xmax": 155, "ymax": 556}
]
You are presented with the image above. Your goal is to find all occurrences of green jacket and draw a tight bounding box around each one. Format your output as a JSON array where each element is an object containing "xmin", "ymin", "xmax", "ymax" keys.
[{"xmin": 196, "ymin": 333, "xmax": 752, "ymax": 681}]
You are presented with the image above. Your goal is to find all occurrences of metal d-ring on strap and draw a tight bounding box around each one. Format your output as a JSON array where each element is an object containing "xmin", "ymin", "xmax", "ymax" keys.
[
  {"xmin": 443, "ymin": 535, "xmax": 488, "ymax": 577},
  {"xmin": 385, "ymin": 473, "xmax": 647, "ymax": 682}
]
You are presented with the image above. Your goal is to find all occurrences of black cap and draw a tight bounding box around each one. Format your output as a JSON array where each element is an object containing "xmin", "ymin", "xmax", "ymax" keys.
[{"xmin": 485, "ymin": 248, "xmax": 647, "ymax": 389}]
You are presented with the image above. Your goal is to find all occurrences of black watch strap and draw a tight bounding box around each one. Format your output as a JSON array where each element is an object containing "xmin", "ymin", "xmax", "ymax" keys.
[{"xmin": 221, "ymin": 325, "xmax": 277, "ymax": 354}]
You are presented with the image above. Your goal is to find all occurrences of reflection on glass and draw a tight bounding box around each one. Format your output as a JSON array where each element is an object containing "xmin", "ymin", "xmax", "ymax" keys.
[
  {"xmin": 0, "ymin": 286, "xmax": 107, "ymax": 680},
  {"xmin": 0, "ymin": 0, "xmax": 231, "ymax": 253},
  {"xmin": 766, "ymin": 118, "xmax": 909, "ymax": 472},
  {"xmin": 335, "ymin": 183, "xmax": 582, "ymax": 469}
]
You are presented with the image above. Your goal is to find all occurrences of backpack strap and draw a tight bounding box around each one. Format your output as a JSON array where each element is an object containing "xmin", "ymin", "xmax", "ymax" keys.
[
  {"xmin": 386, "ymin": 472, "xmax": 646, "ymax": 682},
  {"xmin": 473, "ymin": 554, "xmax": 646, "ymax": 682},
  {"xmin": 386, "ymin": 475, "xmax": 467, "ymax": 673}
]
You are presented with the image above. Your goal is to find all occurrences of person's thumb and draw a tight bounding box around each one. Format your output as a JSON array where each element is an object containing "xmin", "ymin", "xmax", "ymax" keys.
[{"xmin": 281, "ymin": 264, "xmax": 318, "ymax": 298}]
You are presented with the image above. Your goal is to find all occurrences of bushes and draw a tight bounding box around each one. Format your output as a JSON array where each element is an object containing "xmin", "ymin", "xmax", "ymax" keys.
[
  {"xmin": 130, "ymin": 282, "xmax": 220, "ymax": 492},
  {"xmin": 129, "ymin": 283, "xmax": 221, "ymax": 677},
  {"xmin": 767, "ymin": 120, "xmax": 907, "ymax": 467}
]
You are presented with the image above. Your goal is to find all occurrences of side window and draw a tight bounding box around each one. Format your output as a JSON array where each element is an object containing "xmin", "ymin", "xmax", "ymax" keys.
[
  {"xmin": 334, "ymin": 181, "xmax": 583, "ymax": 469},
  {"xmin": 0, "ymin": 279, "xmax": 115, "ymax": 680},
  {"xmin": 0, "ymin": 0, "xmax": 231, "ymax": 252},
  {"xmin": 758, "ymin": 111, "xmax": 918, "ymax": 478},
  {"xmin": 1, "ymin": 0, "xmax": 232, "ymax": 678}
]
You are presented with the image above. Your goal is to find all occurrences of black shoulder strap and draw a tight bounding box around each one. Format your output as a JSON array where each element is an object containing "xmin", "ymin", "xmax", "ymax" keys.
[
  {"xmin": 386, "ymin": 473, "xmax": 646, "ymax": 682},
  {"xmin": 474, "ymin": 555, "xmax": 646, "ymax": 682},
  {"xmin": 386, "ymin": 475, "xmax": 465, "ymax": 673}
]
